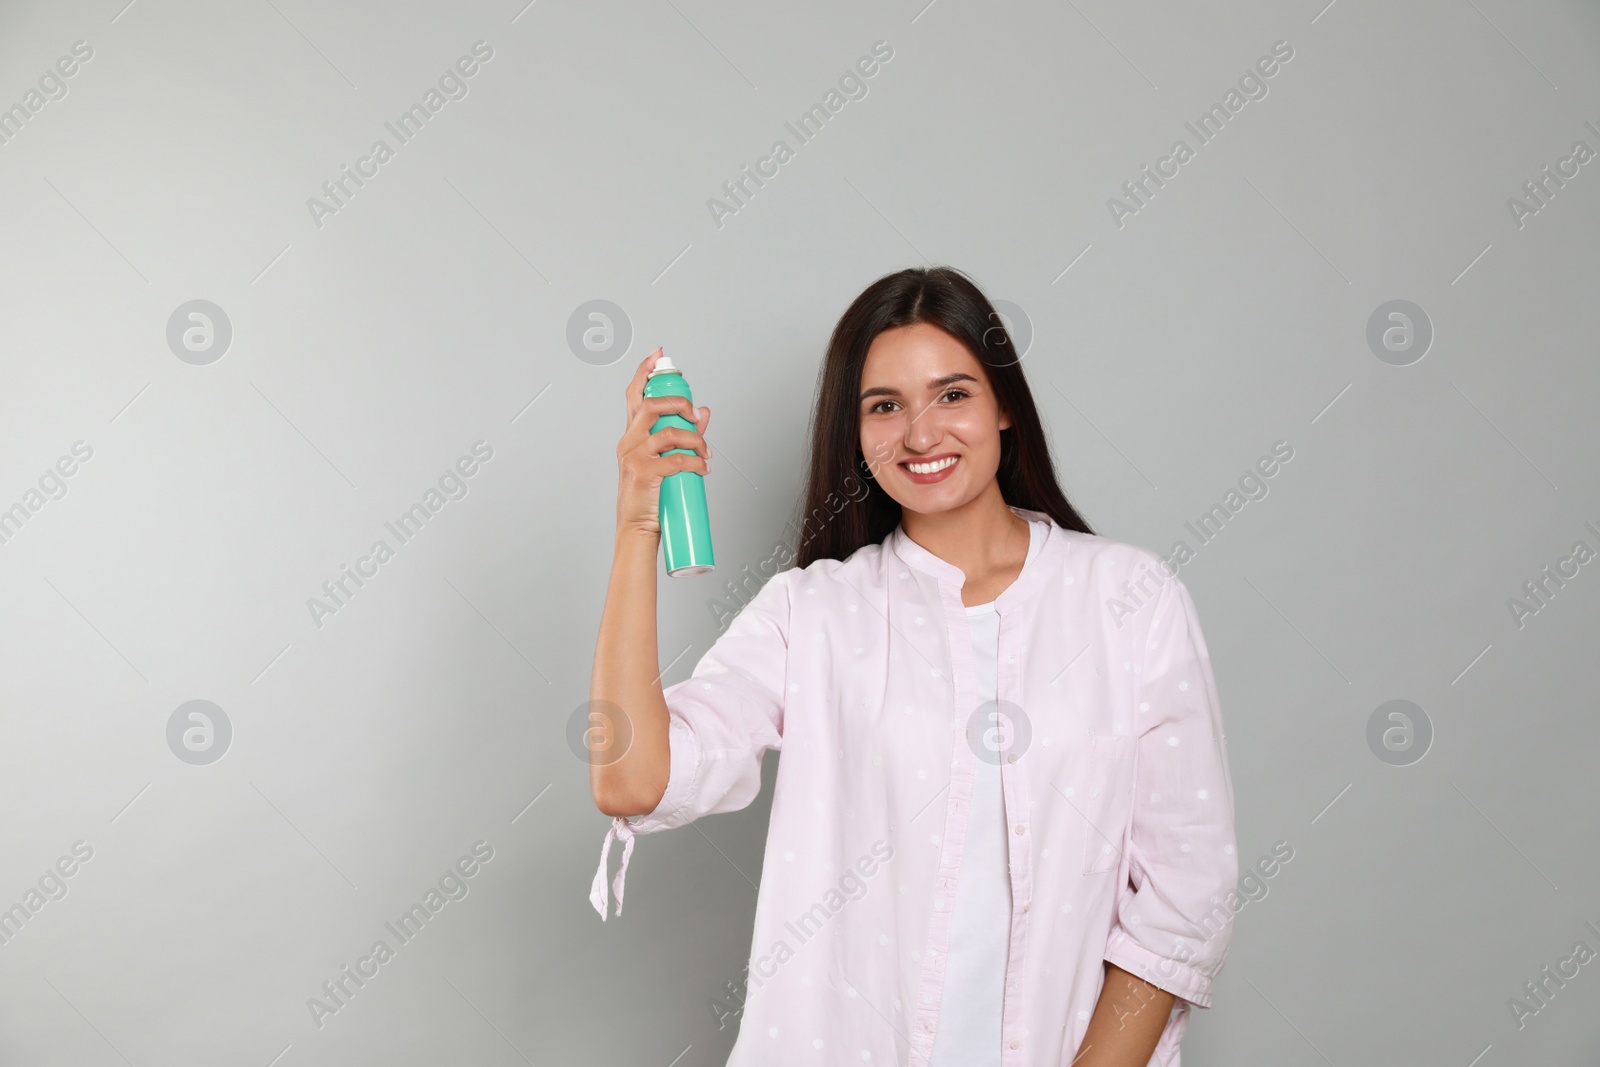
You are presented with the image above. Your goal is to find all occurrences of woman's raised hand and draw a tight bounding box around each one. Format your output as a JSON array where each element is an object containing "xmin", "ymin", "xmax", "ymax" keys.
[{"xmin": 615, "ymin": 347, "xmax": 711, "ymax": 537}]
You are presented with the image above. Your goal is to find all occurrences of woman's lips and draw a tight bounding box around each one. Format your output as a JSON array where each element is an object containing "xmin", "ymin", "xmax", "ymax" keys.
[{"xmin": 899, "ymin": 455, "xmax": 959, "ymax": 485}]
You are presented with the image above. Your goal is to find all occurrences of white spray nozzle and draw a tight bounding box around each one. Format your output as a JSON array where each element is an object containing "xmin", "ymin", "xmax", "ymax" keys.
[{"xmin": 650, "ymin": 352, "xmax": 678, "ymax": 375}]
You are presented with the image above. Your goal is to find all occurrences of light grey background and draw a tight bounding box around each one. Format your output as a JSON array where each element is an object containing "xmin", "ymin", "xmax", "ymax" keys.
[{"xmin": 2, "ymin": 0, "xmax": 1598, "ymax": 1063}]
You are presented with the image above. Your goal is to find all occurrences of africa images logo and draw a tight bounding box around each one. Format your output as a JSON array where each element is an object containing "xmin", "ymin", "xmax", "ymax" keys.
[
  {"xmin": 305, "ymin": 41, "xmax": 495, "ymax": 229},
  {"xmin": 306, "ymin": 841, "xmax": 495, "ymax": 1029},
  {"xmin": 705, "ymin": 40, "xmax": 895, "ymax": 229},
  {"xmin": 1106, "ymin": 39, "xmax": 1295, "ymax": 228}
]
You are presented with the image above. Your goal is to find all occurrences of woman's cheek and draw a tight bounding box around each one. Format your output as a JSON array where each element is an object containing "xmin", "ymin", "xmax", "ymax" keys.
[{"xmin": 859, "ymin": 431, "xmax": 897, "ymax": 466}]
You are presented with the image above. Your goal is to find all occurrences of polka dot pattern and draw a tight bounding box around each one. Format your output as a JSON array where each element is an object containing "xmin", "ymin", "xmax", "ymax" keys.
[{"xmin": 595, "ymin": 534, "xmax": 1235, "ymax": 1057}]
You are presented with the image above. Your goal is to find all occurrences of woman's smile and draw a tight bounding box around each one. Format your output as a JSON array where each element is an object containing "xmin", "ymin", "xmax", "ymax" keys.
[{"xmin": 899, "ymin": 452, "xmax": 961, "ymax": 484}]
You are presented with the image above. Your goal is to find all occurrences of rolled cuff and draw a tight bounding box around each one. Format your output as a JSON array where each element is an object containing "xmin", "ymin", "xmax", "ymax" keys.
[
  {"xmin": 626, "ymin": 716, "xmax": 702, "ymax": 834},
  {"xmin": 1104, "ymin": 926, "xmax": 1215, "ymax": 1009}
]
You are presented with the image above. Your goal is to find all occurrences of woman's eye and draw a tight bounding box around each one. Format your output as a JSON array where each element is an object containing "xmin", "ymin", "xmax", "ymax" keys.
[{"xmin": 867, "ymin": 392, "xmax": 965, "ymax": 414}]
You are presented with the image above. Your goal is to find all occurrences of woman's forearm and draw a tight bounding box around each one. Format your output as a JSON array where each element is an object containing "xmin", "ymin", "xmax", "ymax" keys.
[
  {"xmin": 1070, "ymin": 962, "xmax": 1176, "ymax": 1066},
  {"xmin": 588, "ymin": 526, "xmax": 672, "ymax": 817}
]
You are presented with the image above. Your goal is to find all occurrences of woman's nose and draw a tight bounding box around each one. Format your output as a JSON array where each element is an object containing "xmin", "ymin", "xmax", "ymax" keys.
[{"xmin": 903, "ymin": 407, "xmax": 942, "ymax": 451}]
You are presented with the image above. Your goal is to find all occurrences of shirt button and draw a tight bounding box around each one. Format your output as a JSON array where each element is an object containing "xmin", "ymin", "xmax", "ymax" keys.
[
  {"xmin": 1014, "ymin": 825, "xmax": 1025, "ymax": 835},
  {"xmin": 1022, "ymin": 901, "xmax": 1030, "ymax": 912},
  {"xmin": 1010, "ymin": 1039, "xmax": 1020, "ymax": 1049}
]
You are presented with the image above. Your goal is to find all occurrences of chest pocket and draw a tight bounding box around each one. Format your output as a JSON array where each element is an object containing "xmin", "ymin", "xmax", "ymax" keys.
[{"xmin": 1079, "ymin": 733, "xmax": 1138, "ymax": 874}]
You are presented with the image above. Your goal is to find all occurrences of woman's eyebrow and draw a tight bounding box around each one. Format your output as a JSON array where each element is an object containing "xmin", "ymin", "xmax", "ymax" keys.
[{"xmin": 859, "ymin": 372, "xmax": 979, "ymax": 403}]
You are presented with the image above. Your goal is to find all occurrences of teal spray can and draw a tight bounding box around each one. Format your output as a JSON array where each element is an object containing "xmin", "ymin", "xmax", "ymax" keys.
[{"xmin": 645, "ymin": 352, "xmax": 715, "ymax": 577}]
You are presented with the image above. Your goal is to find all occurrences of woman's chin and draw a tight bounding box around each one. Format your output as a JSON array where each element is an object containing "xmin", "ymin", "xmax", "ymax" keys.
[{"xmin": 889, "ymin": 481, "xmax": 977, "ymax": 514}]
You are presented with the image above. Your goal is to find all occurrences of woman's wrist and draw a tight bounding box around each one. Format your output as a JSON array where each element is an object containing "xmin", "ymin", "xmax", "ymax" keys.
[{"xmin": 614, "ymin": 523, "xmax": 661, "ymax": 548}]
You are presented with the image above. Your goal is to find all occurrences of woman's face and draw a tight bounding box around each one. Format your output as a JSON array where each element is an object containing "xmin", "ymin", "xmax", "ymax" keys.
[{"xmin": 857, "ymin": 322, "xmax": 1011, "ymax": 515}]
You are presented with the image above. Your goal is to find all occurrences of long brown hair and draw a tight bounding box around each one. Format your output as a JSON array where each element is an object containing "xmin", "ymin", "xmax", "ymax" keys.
[{"xmin": 787, "ymin": 265, "xmax": 1095, "ymax": 570}]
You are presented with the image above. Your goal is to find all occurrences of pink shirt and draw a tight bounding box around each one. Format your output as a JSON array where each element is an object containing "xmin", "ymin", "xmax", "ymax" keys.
[{"xmin": 591, "ymin": 505, "xmax": 1238, "ymax": 1065}]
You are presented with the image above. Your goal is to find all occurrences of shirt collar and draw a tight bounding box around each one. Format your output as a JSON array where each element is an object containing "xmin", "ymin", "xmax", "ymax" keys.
[{"xmin": 887, "ymin": 504, "xmax": 1061, "ymax": 610}]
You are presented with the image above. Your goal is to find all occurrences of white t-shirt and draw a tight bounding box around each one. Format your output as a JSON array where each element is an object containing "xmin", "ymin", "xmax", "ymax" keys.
[{"xmin": 928, "ymin": 518, "xmax": 1045, "ymax": 1066}]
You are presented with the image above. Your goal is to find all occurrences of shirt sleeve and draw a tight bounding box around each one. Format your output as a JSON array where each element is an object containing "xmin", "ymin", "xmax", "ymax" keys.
[
  {"xmin": 1102, "ymin": 570, "xmax": 1238, "ymax": 1008},
  {"xmin": 590, "ymin": 567, "xmax": 792, "ymax": 920}
]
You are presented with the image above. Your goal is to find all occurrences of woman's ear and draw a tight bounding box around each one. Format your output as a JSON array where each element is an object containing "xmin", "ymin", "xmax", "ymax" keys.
[{"xmin": 999, "ymin": 407, "xmax": 1012, "ymax": 431}]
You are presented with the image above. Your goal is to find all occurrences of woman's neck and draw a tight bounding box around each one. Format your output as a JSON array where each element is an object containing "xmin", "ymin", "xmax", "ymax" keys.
[{"xmin": 901, "ymin": 490, "xmax": 1032, "ymax": 604}]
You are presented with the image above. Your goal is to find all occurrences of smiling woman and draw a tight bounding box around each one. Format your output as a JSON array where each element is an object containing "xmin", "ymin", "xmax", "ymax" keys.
[
  {"xmin": 591, "ymin": 266, "xmax": 1238, "ymax": 1067},
  {"xmin": 793, "ymin": 267, "xmax": 1092, "ymax": 573}
]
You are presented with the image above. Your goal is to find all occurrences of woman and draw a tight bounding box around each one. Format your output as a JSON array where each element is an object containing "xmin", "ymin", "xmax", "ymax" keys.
[{"xmin": 589, "ymin": 266, "xmax": 1238, "ymax": 1066}]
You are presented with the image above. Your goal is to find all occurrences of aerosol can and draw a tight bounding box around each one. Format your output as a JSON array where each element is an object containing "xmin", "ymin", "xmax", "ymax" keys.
[{"xmin": 645, "ymin": 352, "xmax": 715, "ymax": 576}]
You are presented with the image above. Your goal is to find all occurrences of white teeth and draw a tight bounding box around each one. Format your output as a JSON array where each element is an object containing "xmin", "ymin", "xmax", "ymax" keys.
[{"xmin": 905, "ymin": 456, "xmax": 957, "ymax": 474}]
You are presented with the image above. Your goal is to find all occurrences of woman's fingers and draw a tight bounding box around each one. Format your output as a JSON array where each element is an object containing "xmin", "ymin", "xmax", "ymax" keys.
[{"xmin": 623, "ymin": 346, "xmax": 665, "ymax": 424}]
